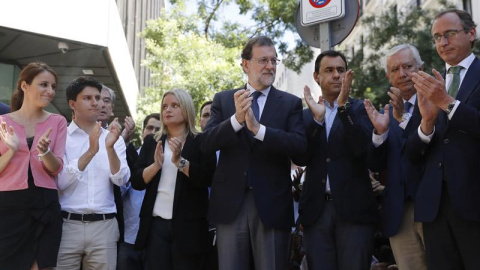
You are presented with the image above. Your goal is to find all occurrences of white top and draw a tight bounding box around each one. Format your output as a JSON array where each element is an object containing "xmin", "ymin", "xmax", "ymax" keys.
[
  {"xmin": 152, "ymin": 140, "xmax": 177, "ymax": 219},
  {"xmin": 58, "ymin": 120, "xmax": 130, "ymax": 214}
]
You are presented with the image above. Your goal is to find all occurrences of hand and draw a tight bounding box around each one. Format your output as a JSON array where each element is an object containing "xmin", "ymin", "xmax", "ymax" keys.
[
  {"xmin": 387, "ymin": 87, "xmax": 405, "ymax": 122},
  {"xmin": 412, "ymin": 70, "xmax": 454, "ymax": 110},
  {"xmin": 304, "ymin": 85, "xmax": 326, "ymax": 122},
  {"xmin": 364, "ymin": 100, "xmax": 389, "ymax": 135},
  {"xmin": 36, "ymin": 128, "xmax": 52, "ymax": 154},
  {"xmin": 0, "ymin": 121, "xmax": 19, "ymax": 152},
  {"xmin": 369, "ymin": 171, "xmax": 384, "ymax": 194},
  {"xmin": 88, "ymin": 122, "xmax": 102, "ymax": 155},
  {"xmin": 234, "ymin": 89, "xmax": 252, "ymax": 124},
  {"xmin": 168, "ymin": 137, "xmax": 183, "ymax": 166},
  {"xmin": 337, "ymin": 70, "xmax": 354, "ymax": 106},
  {"xmin": 417, "ymin": 86, "xmax": 439, "ymax": 135},
  {"xmin": 153, "ymin": 140, "xmax": 164, "ymax": 169},
  {"xmin": 245, "ymin": 108, "xmax": 260, "ymax": 135},
  {"xmin": 121, "ymin": 116, "xmax": 135, "ymax": 143},
  {"xmin": 106, "ymin": 118, "xmax": 122, "ymax": 148}
]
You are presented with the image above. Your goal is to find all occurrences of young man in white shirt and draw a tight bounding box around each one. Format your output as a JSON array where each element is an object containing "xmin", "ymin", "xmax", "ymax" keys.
[{"xmin": 55, "ymin": 76, "xmax": 130, "ymax": 270}]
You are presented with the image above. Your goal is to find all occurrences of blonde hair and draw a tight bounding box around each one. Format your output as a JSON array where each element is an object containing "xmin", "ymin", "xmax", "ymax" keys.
[{"xmin": 154, "ymin": 89, "xmax": 198, "ymax": 141}]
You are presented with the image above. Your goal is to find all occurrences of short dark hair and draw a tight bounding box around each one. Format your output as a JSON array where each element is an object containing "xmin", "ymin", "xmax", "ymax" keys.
[
  {"xmin": 241, "ymin": 36, "xmax": 276, "ymax": 60},
  {"xmin": 66, "ymin": 76, "xmax": 102, "ymax": 102},
  {"xmin": 200, "ymin": 101, "xmax": 213, "ymax": 115},
  {"xmin": 314, "ymin": 50, "xmax": 348, "ymax": 73},
  {"xmin": 143, "ymin": 113, "xmax": 160, "ymax": 130},
  {"xmin": 435, "ymin": 9, "xmax": 477, "ymax": 48}
]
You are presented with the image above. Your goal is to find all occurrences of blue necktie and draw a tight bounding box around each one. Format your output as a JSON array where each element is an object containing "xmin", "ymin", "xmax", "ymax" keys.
[
  {"xmin": 251, "ymin": 91, "xmax": 262, "ymax": 121},
  {"xmin": 404, "ymin": 101, "xmax": 412, "ymax": 114}
]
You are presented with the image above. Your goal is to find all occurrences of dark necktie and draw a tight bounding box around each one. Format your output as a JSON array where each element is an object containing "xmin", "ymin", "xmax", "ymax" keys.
[
  {"xmin": 404, "ymin": 101, "xmax": 412, "ymax": 114},
  {"xmin": 251, "ymin": 91, "xmax": 262, "ymax": 121},
  {"xmin": 448, "ymin": 66, "xmax": 463, "ymax": 98}
]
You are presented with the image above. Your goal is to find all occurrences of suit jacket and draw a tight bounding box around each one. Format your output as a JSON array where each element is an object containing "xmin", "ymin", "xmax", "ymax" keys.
[
  {"xmin": 201, "ymin": 86, "xmax": 306, "ymax": 229},
  {"xmin": 295, "ymin": 98, "xmax": 378, "ymax": 226},
  {"xmin": 368, "ymin": 101, "xmax": 423, "ymax": 237},
  {"xmin": 406, "ymin": 57, "xmax": 480, "ymax": 222},
  {"xmin": 0, "ymin": 102, "xmax": 9, "ymax": 115},
  {"xmin": 131, "ymin": 133, "xmax": 216, "ymax": 253}
]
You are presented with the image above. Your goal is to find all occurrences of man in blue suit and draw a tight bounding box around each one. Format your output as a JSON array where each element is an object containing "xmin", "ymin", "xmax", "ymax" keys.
[
  {"xmin": 0, "ymin": 102, "xmax": 9, "ymax": 115},
  {"xmin": 364, "ymin": 44, "xmax": 427, "ymax": 270},
  {"xmin": 201, "ymin": 36, "xmax": 306, "ymax": 270},
  {"xmin": 408, "ymin": 9, "xmax": 480, "ymax": 269},
  {"xmin": 296, "ymin": 50, "xmax": 378, "ymax": 270}
]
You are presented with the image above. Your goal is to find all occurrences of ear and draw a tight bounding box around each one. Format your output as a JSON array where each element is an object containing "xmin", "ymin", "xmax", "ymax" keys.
[
  {"xmin": 68, "ymin": 100, "xmax": 76, "ymax": 111},
  {"xmin": 385, "ymin": 73, "xmax": 390, "ymax": 80},
  {"xmin": 21, "ymin": 81, "xmax": 28, "ymax": 91},
  {"xmin": 313, "ymin": 72, "xmax": 319, "ymax": 83},
  {"xmin": 419, "ymin": 65, "xmax": 424, "ymax": 71},
  {"xmin": 242, "ymin": 59, "xmax": 250, "ymax": 73}
]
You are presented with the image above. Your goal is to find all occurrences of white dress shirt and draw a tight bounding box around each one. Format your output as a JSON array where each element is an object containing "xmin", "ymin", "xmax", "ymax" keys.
[{"xmin": 58, "ymin": 120, "xmax": 130, "ymax": 214}]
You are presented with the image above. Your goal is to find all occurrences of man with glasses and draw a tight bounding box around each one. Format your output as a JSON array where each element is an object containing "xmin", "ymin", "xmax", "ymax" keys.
[
  {"xmin": 407, "ymin": 9, "xmax": 480, "ymax": 269},
  {"xmin": 201, "ymin": 36, "xmax": 306, "ymax": 270}
]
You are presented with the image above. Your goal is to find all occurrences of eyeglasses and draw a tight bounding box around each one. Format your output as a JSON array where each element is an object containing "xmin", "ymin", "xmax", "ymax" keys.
[
  {"xmin": 145, "ymin": 125, "xmax": 160, "ymax": 132},
  {"xmin": 432, "ymin": 28, "xmax": 467, "ymax": 44},
  {"xmin": 250, "ymin": 58, "xmax": 281, "ymax": 66}
]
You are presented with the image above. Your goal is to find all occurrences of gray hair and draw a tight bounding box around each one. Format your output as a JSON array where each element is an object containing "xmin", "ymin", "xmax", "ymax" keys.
[
  {"xmin": 102, "ymin": 85, "xmax": 116, "ymax": 104},
  {"xmin": 382, "ymin": 44, "xmax": 424, "ymax": 73}
]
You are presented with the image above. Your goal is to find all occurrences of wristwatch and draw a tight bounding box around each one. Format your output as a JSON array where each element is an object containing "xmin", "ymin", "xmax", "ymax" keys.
[
  {"xmin": 445, "ymin": 101, "xmax": 456, "ymax": 114},
  {"xmin": 338, "ymin": 102, "xmax": 351, "ymax": 113},
  {"xmin": 177, "ymin": 158, "xmax": 188, "ymax": 172}
]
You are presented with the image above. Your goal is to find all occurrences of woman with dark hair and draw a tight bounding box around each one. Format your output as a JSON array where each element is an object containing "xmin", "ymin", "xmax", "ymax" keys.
[
  {"xmin": 132, "ymin": 89, "xmax": 216, "ymax": 269},
  {"xmin": 0, "ymin": 62, "xmax": 67, "ymax": 270}
]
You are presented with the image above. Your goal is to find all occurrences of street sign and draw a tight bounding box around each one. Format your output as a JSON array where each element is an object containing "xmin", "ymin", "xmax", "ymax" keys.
[
  {"xmin": 295, "ymin": 0, "xmax": 359, "ymax": 50},
  {"xmin": 301, "ymin": 0, "xmax": 346, "ymax": 26}
]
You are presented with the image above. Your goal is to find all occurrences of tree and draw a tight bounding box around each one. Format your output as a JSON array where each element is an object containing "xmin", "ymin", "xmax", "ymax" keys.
[{"xmin": 137, "ymin": 3, "xmax": 244, "ymax": 126}]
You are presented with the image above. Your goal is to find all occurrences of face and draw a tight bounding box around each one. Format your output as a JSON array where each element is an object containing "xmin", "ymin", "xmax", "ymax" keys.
[
  {"xmin": 142, "ymin": 117, "xmax": 161, "ymax": 140},
  {"xmin": 69, "ymin": 86, "xmax": 101, "ymax": 123},
  {"xmin": 199, "ymin": 104, "xmax": 211, "ymax": 131},
  {"xmin": 161, "ymin": 94, "xmax": 185, "ymax": 128},
  {"xmin": 21, "ymin": 71, "xmax": 56, "ymax": 108},
  {"xmin": 432, "ymin": 12, "xmax": 475, "ymax": 66},
  {"xmin": 314, "ymin": 56, "xmax": 346, "ymax": 99},
  {"xmin": 98, "ymin": 89, "xmax": 113, "ymax": 122},
  {"xmin": 243, "ymin": 45, "xmax": 277, "ymax": 90},
  {"xmin": 386, "ymin": 49, "xmax": 421, "ymax": 99}
]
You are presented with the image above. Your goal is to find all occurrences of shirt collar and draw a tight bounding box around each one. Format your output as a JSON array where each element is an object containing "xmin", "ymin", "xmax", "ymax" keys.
[
  {"xmin": 246, "ymin": 83, "xmax": 271, "ymax": 97},
  {"xmin": 445, "ymin": 53, "xmax": 475, "ymax": 72}
]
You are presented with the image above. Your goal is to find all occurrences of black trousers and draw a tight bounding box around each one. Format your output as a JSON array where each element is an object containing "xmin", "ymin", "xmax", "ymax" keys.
[
  {"xmin": 423, "ymin": 184, "xmax": 480, "ymax": 270},
  {"xmin": 145, "ymin": 217, "xmax": 204, "ymax": 270}
]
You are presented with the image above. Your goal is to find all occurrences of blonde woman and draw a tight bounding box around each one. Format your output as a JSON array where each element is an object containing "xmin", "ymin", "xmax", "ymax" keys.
[
  {"xmin": 0, "ymin": 62, "xmax": 67, "ymax": 270},
  {"xmin": 131, "ymin": 89, "xmax": 216, "ymax": 269}
]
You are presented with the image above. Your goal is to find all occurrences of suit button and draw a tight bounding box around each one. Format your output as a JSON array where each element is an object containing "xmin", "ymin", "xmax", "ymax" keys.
[
  {"xmin": 321, "ymin": 179, "xmax": 326, "ymax": 184},
  {"xmin": 438, "ymin": 163, "xmax": 442, "ymax": 168},
  {"xmin": 444, "ymin": 139, "xmax": 449, "ymax": 144},
  {"xmin": 326, "ymin": 158, "xmax": 331, "ymax": 163}
]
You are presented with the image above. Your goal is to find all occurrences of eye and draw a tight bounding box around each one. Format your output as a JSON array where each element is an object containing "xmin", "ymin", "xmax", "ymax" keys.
[{"xmin": 51, "ymin": 84, "xmax": 57, "ymax": 91}]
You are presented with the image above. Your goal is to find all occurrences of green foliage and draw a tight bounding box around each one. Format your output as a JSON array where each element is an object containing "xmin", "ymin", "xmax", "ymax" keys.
[
  {"xmin": 137, "ymin": 4, "xmax": 243, "ymax": 126},
  {"xmin": 343, "ymin": 2, "xmax": 452, "ymax": 107}
]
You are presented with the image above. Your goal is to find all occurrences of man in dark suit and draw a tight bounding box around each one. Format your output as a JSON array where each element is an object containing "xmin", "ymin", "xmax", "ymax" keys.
[
  {"xmin": 296, "ymin": 50, "xmax": 378, "ymax": 270},
  {"xmin": 0, "ymin": 102, "xmax": 9, "ymax": 115},
  {"xmin": 201, "ymin": 36, "xmax": 306, "ymax": 270},
  {"xmin": 408, "ymin": 9, "xmax": 480, "ymax": 269},
  {"xmin": 364, "ymin": 44, "xmax": 427, "ymax": 270}
]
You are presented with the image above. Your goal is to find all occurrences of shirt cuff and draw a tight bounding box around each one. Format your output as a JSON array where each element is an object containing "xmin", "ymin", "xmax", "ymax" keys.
[
  {"xmin": 418, "ymin": 125, "xmax": 435, "ymax": 144},
  {"xmin": 447, "ymin": 100, "xmax": 461, "ymax": 119},
  {"xmin": 372, "ymin": 130, "xmax": 388, "ymax": 147},
  {"xmin": 313, "ymin": 117, "xmax": 324, "ymax": 126},
  {"xmin": 230, "ymin": 115, "xmax": 244, "ymax": 132},
  {"xmin": 253, "ymin": 125, "xmax": 266, "ymax": 141}
]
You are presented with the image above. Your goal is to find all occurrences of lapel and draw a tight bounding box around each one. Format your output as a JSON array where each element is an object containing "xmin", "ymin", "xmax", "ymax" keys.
[
  {"xmin": 456, "ymin": 57, "xmax": 480, "ymax": 103},
  {"xmin": 326, "ymin": 98, "xmax": 349, "ymax": 152},
  {"xmin": 259, "ymin": 86, "xmax": 282, "ymax": 124}
]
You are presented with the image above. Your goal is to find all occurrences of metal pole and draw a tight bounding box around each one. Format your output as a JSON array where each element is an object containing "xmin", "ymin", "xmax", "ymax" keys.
[{"xmin": 319, "ymin": 22, "xmax": 331, "ymax": 51}]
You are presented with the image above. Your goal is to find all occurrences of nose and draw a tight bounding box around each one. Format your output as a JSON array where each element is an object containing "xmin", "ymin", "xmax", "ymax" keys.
[
  {"xmin": 439, "ymin": 35, "xmax": 449, "ymax": 45},
  {"xmin": 265, "ymin": 59, "xmax": 275, "ymax": 69},
  {"xmin": 398, "ymin": 67, "xmax": 407, "ymax": 77},
  {"xmin": 332, "ymin": 70, "xmax": 340, "ymax": 79}
]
